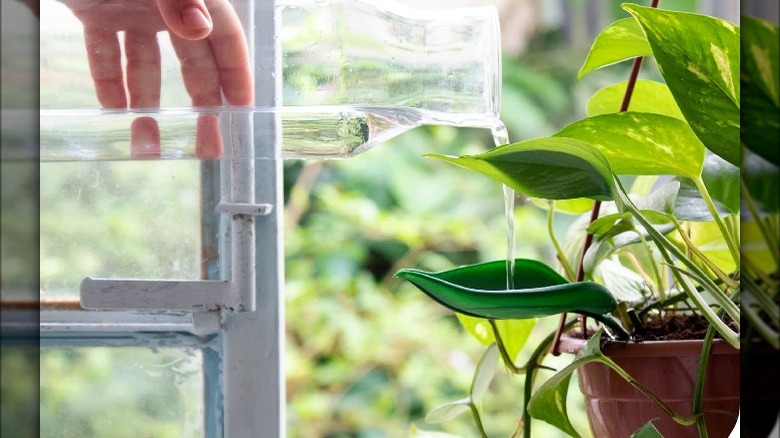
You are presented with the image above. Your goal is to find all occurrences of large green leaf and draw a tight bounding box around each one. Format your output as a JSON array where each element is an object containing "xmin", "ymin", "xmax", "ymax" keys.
[
  {"xmin": 741, "ymin": 15, "xmax": 780, "ymax": 165},
  {"xmin": 470, "ymin": 344, "xmax": 499, "ymax": 402},
  {"xmin": 674, "ymin": 185, "xmax": 732, "ymax": 222},
  {"xmin": 529, "ymin": 198, "xmax": 595, "ymax": 215},
  {"xmin": 426, "ymin": 137, "xmax": 617, "ymax": 202},
  {"xmin": 587, "ymin": 212, "xmax": 638, "ymax": 240},
  {"xmin": 624, "ymin": 5, "xmax": 740, "ymax": 166},
  {"xmin": 457, "ymin": 315, "xmax": 536, "ymax": 363},
  {"xmin": 396, "ymin": 259, "xmax": 617, "ymax": 320},
  {"xmin": 597, "ymin": 259, "xmax": 647, "ymax": 303},
  {"xmin": 554, "ymin": 112, "xmax": 705, "ymax": 178},
  {"xmin": 587, "ymin": 80, "xmax": 684, "ymax": 119},
  {"xmin": 527, "ymin": 330, "xmax": 607, "ymax": 437},
  {"xmin": 578, "ymin": 18, "xmax": 652, "ymax": 80}
]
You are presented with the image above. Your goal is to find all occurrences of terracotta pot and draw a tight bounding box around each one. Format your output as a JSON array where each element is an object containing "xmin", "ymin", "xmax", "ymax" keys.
[{"xmin": 558, "ymin": 334, "xmax": 739, "ymax": 438}]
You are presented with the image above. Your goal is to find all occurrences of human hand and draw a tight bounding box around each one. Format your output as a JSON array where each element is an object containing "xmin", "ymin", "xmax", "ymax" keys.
[{"xmin": 61, "ymin": 0, "xmax": 253, "ymax": 158}]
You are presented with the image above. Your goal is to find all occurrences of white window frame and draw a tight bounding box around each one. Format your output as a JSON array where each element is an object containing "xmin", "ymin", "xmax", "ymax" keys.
[{"xmin": 37, "ymin": 1, "xmax": 285, "ymax": 436}]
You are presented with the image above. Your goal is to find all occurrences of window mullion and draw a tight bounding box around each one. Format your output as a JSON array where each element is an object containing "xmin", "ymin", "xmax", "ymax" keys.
[{"xmin": 221, "ymin": 0, "xmax": 285, "ymax": 436}]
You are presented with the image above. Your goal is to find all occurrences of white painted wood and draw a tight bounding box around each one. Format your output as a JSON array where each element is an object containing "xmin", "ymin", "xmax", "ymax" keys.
[
  {"xmin": 80, "ymin": 278, "xmax": 228, "ymax": 311},
  {"xmin": 39, "ymin": 309, "xmax": 200, "ymax": 334},
  {"xmin": 216, "ymin": 201, "xmax": 273, "ymax": 216},
  {"xmin": 222, "ymin": 0, "xmax": 286, "ymax": 436}
]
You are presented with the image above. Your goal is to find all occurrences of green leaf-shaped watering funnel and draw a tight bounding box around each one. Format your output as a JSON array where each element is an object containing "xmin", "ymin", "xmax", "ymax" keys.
[{"xmin": 396, "ymin": 259, "xmax": 617, "ymax": 320}]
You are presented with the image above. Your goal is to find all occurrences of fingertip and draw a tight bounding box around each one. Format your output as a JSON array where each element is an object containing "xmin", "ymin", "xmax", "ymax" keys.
[
  {"xmin": 157, "ymin": 0, "xmax": 213, "ymax": 40},
  {"xmin": 181, "ymin": 6, "xmax": 212, "ymax": 33},
  {"xmin": 220, "ymin": 68, "xmax": 254, "ymax": 106}
]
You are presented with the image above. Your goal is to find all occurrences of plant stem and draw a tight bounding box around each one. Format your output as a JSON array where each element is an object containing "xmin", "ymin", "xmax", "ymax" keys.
[
  {"xmin": 469, "ymin": 402, "xmax": 489, "ymax": 438},
  {"xmin": 743, "ymin": 275, "xmax": 779, "ymax": 324},
  {"xmin": 488, "ymin": 320, "xmax": 554, "ymax": 374},
  {"xmin": 694, "ymin": 298, "xmax": 741, "ymax": 436},
  {"xmin": 575, "ymin": 202, "xmax": 603, "ymax": 284},
  {"xmin": 670, "ymin": 216, "xmax": 738, "ymax": 289},
  {"xmin": 694, "ymin": 314, "xmax": 720, "ymax": 438},
  {"xmin": 622, "ymin": 209, "xmax": 741, "ymax": 345},
  {"xmin": 665, "ymin": 255, "xmax": 740, "ymax": 329},
  {"xmin": 577, "ymin": 204, "xmax": 603, "ymax": 338},
  {"xmin": 742, "ymin": 278, "xmax": 780, "ymax": 349},
  {"xmin": 553, "ymin": 201, "xmax": 601, "ymax": 352},
  {"xmin": 742, "ymin": 303, "xmax": 780, "ymax": 349},
  {"xmin": 634, "ymin": 228, "xmax": 666, "ymax": 301},
  {"xmin": 548, "ymin": 201, "xmax": 576, "ymax": 280},
  {"xmin": 489, "ymin": 319, "xmax": 522, "ymax": 374},
  {"xmin": 638, "ymin": 292, "xmax": 689, "ymax": 318},
  {"xmin": 692, "ymin": 176, "xmax": 740, "ymax": 266},
  {"xmin": 617, "ymin": 180, "xmax": 741, "ymax": 326},
  {"xmin": 522, "ymin": 319, "xmax": 578, "ymax": 438},
  {"xmin": 741, "ymin": 179, "xmax": 780, "ymax": 266},
  {"xmin": 623, "ymin": 251, "xmax": 659, "ymax": 299},
  {"xmin": 726, "ymin": 214, "xmax": 740, "ymax": 247},
  {"xmin": 663, "ymin": 249, "xmax": 740, "ymax": 347}
]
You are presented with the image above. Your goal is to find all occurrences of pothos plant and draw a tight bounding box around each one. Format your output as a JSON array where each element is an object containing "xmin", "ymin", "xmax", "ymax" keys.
[{"xmin": 397, "ymin": 4, "xmax": 778, "ymax": 438}]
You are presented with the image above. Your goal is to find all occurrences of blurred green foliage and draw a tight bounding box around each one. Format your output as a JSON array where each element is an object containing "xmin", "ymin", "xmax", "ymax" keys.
[
  {"xmin": 1, "ymin": 346, "xmax": 39, "ymax": 438},
  {"xmin": 40, "ymin": 347, "xmax": 203, "ymax": 438}
]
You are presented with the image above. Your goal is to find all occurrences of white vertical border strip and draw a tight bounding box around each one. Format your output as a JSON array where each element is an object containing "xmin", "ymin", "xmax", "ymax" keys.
[{"xmin": 222, "ymin": 0, "xmax": 285, "ymax": 436}]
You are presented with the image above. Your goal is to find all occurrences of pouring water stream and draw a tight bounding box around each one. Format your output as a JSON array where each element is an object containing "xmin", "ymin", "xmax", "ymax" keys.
[{"xmin": 490, "ymin": 122, "xmax": 514, "ymax": 290}]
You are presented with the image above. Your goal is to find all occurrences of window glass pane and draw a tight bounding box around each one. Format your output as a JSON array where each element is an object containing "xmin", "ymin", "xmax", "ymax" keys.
[
  {"xmin": 40, "ymin": 161, "xmax": 202, "ymax": 300},
  {"xmin": 1, "ymin": 344, "xmax": 39, "ymax": 437},
  {"xmin": 1, "ymin": 162, "xmax": 38, "ymax": 301},
  {"xmin": 40, "ymin": 346, "xmax": 204, "ymax": 437}
]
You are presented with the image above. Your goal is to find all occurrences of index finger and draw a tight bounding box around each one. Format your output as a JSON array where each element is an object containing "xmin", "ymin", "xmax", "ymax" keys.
[{"xmin": 204, "ymin": 0, "xmax": 253, "ymax": 106}]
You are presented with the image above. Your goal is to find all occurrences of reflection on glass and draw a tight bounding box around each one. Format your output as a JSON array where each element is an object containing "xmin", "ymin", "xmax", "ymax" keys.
[{"xmin": 40, "ymin": 346, "xmax": 204, "ymax": 438}]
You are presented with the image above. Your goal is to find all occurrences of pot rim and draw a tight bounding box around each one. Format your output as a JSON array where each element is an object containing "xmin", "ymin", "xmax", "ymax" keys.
[{"xmin": 558, "ymin": 331, "xmax": 738, "ymax": 357}]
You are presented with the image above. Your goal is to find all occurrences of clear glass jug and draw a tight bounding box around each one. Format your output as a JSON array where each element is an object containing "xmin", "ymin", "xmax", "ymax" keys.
[{"xmin": 39, "ymin": 0, "xmax": 501, "ymax": 160}]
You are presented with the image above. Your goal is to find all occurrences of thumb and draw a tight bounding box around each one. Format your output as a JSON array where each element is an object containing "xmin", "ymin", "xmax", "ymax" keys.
[{"xmin": 155, "ymin": 0, "xmax": 213, "ymax": 40}]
